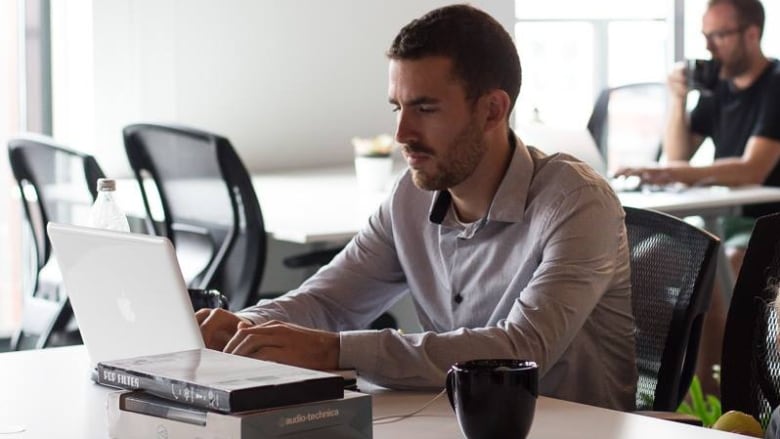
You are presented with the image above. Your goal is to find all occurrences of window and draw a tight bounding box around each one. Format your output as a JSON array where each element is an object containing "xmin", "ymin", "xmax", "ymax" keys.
[
  {"xmin": 0, "ymin": 0, "xmax": 23, "ymax": 335},
  {"xmin": 514, "ymin": 0, "xmax": 671, "ymax": 128},
  {"xmin": 0, "ymin": 0, "xmax": 52, "ymax": 336}
]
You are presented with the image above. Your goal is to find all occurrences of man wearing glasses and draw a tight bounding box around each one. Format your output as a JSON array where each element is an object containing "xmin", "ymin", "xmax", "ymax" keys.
[{"xmin": 619, "ymin": 0, "xmax": 780, "ymax": 397}]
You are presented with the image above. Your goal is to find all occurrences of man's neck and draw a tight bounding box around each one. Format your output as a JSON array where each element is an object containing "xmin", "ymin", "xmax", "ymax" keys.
[
  {"xmin": 448, "ymin": 129, "xmax": 513, "ymax": 223},
  {"xmin": 732, "ymin": 54, "xmax": 770, "ymax": 90}
]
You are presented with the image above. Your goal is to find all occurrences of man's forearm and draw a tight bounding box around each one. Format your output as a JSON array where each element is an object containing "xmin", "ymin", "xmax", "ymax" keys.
[
  {"xmin": 664, "ymin": 96, "xmax": 694, "ymax": 162},
  {"xmin": 679, "ymin": 157, "xmax": 769, "ymax": 186}
]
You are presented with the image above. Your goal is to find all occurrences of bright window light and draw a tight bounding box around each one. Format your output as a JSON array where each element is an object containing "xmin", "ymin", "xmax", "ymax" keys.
[{"xmin": 516, "ymin": 0, "xmax": 666, "ymax": 20}]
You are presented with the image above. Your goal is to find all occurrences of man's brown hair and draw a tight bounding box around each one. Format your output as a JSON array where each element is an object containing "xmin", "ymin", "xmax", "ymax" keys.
[
  {"xmin": 387, "ymin": 4, "xmax": 522, "ymax": 118},
  {"xmin": 709, "ymin": 0, "xmax": 765, "ymax": 38}
]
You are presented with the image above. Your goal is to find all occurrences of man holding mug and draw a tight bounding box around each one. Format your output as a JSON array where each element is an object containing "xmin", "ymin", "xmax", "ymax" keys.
[
  {"xmin": 199, "ymin": 4, "xmax": 637, "ymax": 411},
  {"xmin": 618, "ymin": 0, "xmax": 780, "ymax": 396}
]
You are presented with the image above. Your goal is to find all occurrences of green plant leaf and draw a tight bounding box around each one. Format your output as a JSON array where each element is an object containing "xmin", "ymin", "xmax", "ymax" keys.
[
  {"xmin": 675, "ymin": 375, "xmax": 723, "ymax": 428},
  {"xmin": 677, "ymin": 401, "xmax": 694, "ymax": 415}
]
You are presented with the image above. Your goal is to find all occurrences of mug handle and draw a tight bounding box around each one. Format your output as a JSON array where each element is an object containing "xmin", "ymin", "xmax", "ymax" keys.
[{"xmin": 445, "ymin": 369, "xmax": 456, "ymax": 410}]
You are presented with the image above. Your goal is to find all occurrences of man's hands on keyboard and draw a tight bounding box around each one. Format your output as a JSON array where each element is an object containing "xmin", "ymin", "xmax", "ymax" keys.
[{"xmin": 609, "ymin": 174, "xmax": 691, "ymax": 193}]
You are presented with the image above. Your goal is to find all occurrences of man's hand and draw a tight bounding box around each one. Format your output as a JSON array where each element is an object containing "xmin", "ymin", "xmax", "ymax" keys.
[
  {"xmin": 668, "ymin": 61, "xmax": 688, "ymax": 99},
  {"xmin": 196, "ymin": 308, "xmax": 250, "ymax": 351},
  {"xmin": 224, "ymin": 320, "xmax": 340, "ymax": 371},
  {"xmin": 614, "ymin": 166, "xmax": 677, "ymax": 185},
  {"xmin": 614, "ymin": 161, "xmax": 698, "ymax": 186}
]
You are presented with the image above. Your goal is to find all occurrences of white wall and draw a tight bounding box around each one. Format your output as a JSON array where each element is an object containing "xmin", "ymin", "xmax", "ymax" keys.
[{"xmin": 51, "ymin": 0, "xmax": 514, "ymax": 176}]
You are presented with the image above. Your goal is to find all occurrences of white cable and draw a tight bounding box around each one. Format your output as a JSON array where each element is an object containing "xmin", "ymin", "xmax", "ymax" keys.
[{"xmin": 372, "ymin": 389, "xmax": 448, "ymax": 425}]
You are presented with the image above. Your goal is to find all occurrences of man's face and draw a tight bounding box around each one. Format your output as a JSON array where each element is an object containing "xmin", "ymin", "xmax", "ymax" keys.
[
  {"xmin": 702, "ymin": 3, "xmax": 751, "ymax": 78},
  {"xmin": 388, "ymin": 57, "xmax": 486, "ymax": 191}
]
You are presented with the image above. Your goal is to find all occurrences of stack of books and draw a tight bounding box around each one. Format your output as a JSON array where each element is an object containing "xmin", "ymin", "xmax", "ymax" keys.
[{"xmin": 99, "ymin": 349, "xmax": 371, "ymax": 438}]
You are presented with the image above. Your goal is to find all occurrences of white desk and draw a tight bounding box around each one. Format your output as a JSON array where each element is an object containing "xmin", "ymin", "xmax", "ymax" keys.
[
  {"xmin": 0, "ymin": 346, "xmax": 745, "ymax": 438},
  {"xmin": 250, "ymin": 167, "xmax": 780, "ymax": 244},
  {"xmin": 120, "ymin": 167, "xmax": 780, "ymax": 246},
  {"xmin": 251, "ymin": 168, "xmax": 780, "ymax": 291},
  {"xmin": 621, "ymin": 185, "xmax": 780, "ymax": 292},
  {"xmin": 115, "ymin": 168, "xmax": 780, "ymax": 295},
  {"xmin": 115, "ymin": 167, "xmax": 390, "ymax": 245},
  {"xmin": 618, "ymin": 185, "xmax": 780, "ymax": 218},
  {"xmin": 251, "ymin": 166, "xmax": 388, "ymax": 244}
]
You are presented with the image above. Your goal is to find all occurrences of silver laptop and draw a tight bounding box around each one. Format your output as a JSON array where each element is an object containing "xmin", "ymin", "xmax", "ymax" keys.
[{"xmin": 47, "ymin": 222, "xmax": 205, "ymax": 368}]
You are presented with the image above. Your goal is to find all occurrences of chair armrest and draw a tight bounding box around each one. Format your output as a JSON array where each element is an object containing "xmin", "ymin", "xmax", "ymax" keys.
[{"xmin": 283, "ymin": 247, "xmax": 343, "ymax": 268}]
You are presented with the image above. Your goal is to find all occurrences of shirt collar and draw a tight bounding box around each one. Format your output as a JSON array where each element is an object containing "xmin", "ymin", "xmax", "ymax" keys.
[{"xmin": 428, "ymin": 131, "xmax": 534, "ymax": 227}]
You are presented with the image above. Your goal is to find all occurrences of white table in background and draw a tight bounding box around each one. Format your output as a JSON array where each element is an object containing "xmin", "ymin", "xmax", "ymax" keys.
[
  {"xmin": 619, "ymin": 185, "xmax": 780, "ymax": 291},
  {"xmin": 116, "ymin": 168, "xmax": 780, "ymax": 293},
  {"xmin": 251, "ymin": 167, "xmax": 780, "ymax": 244},
  {"xmin": 250, "ymin": 166, "xmax": 389, "ymax": 244},
  {"xmin": 115, "ymin": 166, "xmax": 390, "ymax": 245},
  {"xmin": 617, "ymin": 185, "xmax": 780, "ymax": 218},
  {"xmin": 0, "ymin": 346, "xmax": 746, "ymax": 438},
  {"xmin": 251, "ymin": 167, "xmax": 780, "ymax": 291}
]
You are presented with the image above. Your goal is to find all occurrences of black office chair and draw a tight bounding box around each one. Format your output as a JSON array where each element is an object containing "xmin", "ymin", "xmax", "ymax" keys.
[
  {"xmin": 586, "ymin": 82, "xmax": 666, "ymax": 171},
  {"xmin": 123, "ymin": 123, "xmax": 266, "ymax": 311},
  {"xmin": 625, "ymin": 206, "xmax": 720, "ymax": 411},
  {"xmin": 721, "ymin": 213, "xmax": 780, "ymax": 428},
  {"xmin": 7, "ymin": 135, "xmax": 104, "ymax": 350}
]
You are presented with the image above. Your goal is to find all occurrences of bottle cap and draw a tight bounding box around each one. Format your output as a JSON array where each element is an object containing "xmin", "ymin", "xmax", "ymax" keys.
[{"xmin": 96, "ymin": 178, "xmax": 116, "ymax": 192}]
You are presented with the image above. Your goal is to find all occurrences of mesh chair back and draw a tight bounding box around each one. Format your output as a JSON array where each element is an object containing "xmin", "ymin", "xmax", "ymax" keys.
[
  {"xmin": 123, "ymin": 123, "xmax": 266, "ymax": 310},
  {"xmin": 586, "ymin": 83, "xmax": 666, "ymax": 173},
  {"xmin": 625, "ymin": 207, "xmax": 719, "ymax": 411},
  {"xmin": 7, "ymin": 135, "xmax": 104, "ymax": 349},
  {"xmin": 722, "ymin": 213, "xmax": 780, "ymax": 427}
]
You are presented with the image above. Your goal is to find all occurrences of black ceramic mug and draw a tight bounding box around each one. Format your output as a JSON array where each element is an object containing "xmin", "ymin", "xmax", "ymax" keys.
[
  {"xmin": 187, "ymin": 288, "xmax": 229, "ymax": 311},
  {"xmin": 686, "ymin": 59, "xmax": 721, "ymax": 93},
  {"xmin": 446, "ymin": 359, "xmax": 538, "ymax": 439}
]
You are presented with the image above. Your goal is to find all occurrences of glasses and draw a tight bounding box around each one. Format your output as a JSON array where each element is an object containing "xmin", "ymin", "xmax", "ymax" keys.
[{"xmin": 702, "ymin": 27, "xmax": 745, "ymax": 44}]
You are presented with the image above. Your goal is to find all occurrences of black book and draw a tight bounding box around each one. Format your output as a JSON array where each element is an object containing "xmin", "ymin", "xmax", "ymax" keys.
[
  {"xmin": 108, "ymin": 390, "xmax": 373, "ymax": 438},
  {"xmin": 96, "ymin": 349, "xmax": 344, "ymax": 413}
]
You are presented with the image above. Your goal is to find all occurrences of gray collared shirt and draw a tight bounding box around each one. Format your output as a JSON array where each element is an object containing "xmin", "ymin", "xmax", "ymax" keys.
[{"xmin": 240, "ymin": 138, "xmax": 637, "ymax": 411}]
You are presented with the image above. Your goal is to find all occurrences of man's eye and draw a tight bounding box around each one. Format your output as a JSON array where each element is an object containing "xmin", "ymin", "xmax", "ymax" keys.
[
  {"xmin": 391, "ymin": 106, "xmax": 401, "ymax": 113},
  {"xmin": 418, "ymin": 106, "xmax": 437, "ymax": 113}
]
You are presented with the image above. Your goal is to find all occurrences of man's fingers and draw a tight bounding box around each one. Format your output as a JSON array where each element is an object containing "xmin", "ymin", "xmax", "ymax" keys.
[
  {"xmin": 198, "ymin": 308, "xmax": 244, "ymax": 351},
  {"xmin": 195, "ymin": 308, "xmax": 212, "ymax": 324},
  {"xmin": 226, "ymin": 330, "xmax": 283, "ymax": 356},
  {"xmin": 204, "ymin": 331, "xmax": 232, "ymax": 351}
]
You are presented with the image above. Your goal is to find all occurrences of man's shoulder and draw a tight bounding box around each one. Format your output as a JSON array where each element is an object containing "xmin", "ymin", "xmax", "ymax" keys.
[
  {"xmin": 529, "ymin": 148, "xmax": 613, "ymax": 195},
  {"xmin": 759, "ymin": 58, "xmax": 780, "ymax": 89},
  {"xmin": 520, "ymin": 149, "xmax": 625, "ymax": 235},
  {"xmin": 525, "ymin": 148, "xmax": 621, "ymax": 215},
  {"xmin": 770, "ymin": 58, "xmax": 780, "ymax": 74}
]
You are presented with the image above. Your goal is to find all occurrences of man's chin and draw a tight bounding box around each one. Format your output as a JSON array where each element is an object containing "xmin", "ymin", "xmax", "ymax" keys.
[{"xmin": 410, "ymin": 169, "xmax": 442, "ymax": 191}]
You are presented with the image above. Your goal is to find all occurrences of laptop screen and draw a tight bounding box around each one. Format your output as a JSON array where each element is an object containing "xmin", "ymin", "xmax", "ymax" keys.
[{"xmin": 47, "ymin": 222, "xmax": 205, "ymax": 368}]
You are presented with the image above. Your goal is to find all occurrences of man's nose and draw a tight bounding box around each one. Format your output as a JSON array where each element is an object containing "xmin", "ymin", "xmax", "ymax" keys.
[
  {"xmin": 706, "ymin": 38, "xmax": 716, "ymax": 54},
  {"xmin": 395, "ymin": 110, "xmax": 417, "ymax": 145}
]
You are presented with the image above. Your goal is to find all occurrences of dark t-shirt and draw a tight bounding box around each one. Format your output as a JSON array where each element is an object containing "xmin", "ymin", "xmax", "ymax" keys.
[{"xmin": 690, "ymin": 58, "xmax": 780, "ymax": 218}]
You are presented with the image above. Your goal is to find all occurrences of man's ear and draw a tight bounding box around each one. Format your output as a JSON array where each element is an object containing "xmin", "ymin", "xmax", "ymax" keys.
[
  {"xmin": 482, "ymin": 89, "xmax": 511, "ymax": 132},
  {"xmin": 745, "ymin": 24, "xmax": 761, "ymax": 45}
]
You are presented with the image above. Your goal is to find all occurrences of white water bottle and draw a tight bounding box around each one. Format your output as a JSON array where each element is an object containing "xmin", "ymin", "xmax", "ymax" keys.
[{"xmin": 87, "ymin": 178, "xmax": 131, "ymax": 232}]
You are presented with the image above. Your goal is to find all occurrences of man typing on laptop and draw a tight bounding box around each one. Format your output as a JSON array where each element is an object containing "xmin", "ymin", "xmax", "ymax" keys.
[{"xmin": 199, "ymin": 5, "xmax": 637, "ymax": 411}]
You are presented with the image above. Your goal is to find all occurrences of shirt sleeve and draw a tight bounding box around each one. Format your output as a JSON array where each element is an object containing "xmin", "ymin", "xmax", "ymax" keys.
[
  {"xmin": 237, "ymin": 193, "xmax": 410, "ymax": 331},
  {"xmin": 753, "ymin": 73, "xmax": 780, "ymax": 141},
  {"xmin": 689, "ymin": 93, "xmax": 715, "ymax": 138},
  {"xmin": 340, "ymin": 184, "xmax": 628, "ymax": 389}
]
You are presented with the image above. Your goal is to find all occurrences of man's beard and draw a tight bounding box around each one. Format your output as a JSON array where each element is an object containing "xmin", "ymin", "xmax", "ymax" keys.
[
  {"xmin": 719, "ymin": 38, "xmax": 751, "ymax": 78},
  {"xmin": 407, "ymin": 118, "xmax": 486, "ymax": 191}
]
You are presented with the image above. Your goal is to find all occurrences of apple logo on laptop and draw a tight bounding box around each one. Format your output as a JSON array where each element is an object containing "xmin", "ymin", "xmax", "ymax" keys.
[{"xmin": 116, "ymin": 290, "xmax": 137, "ymax": 322}]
